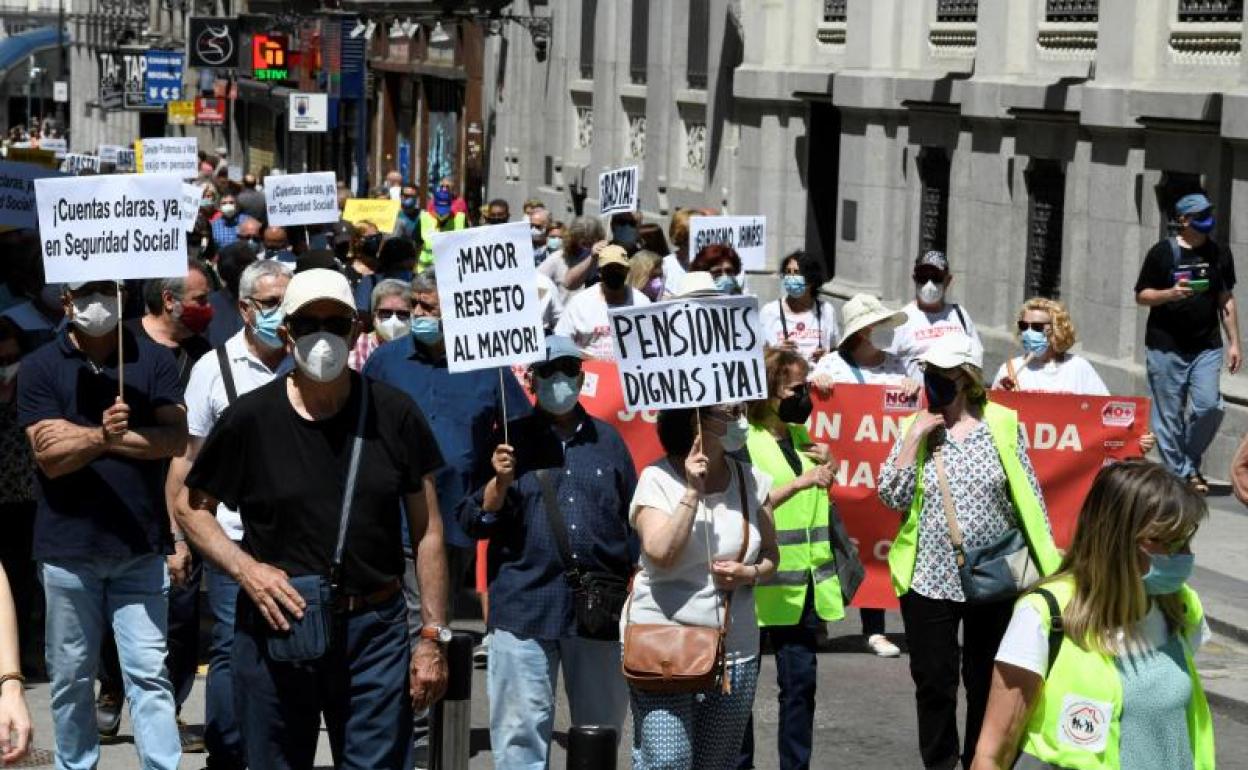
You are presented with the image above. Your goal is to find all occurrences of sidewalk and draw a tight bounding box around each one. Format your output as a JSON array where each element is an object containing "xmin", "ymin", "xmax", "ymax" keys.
[{"xmin": 1191, "ymin": 491, "xmax": 1248, "ymax": 724}]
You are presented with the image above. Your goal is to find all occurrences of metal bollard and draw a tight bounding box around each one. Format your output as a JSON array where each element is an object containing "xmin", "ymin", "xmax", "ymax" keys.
[
  {"xmin": 430, "ymin": 631, "xmax": 473, "ymax": 770},
  {"xmin": 566, "ymin": 724, "xmax": 617, "ymax": 770}
]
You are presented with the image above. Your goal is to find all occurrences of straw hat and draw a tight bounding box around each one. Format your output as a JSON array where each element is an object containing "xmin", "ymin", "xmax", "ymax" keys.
[{"xmin": 839, "ymin": 293, "xmax": 906, "ymax": 342}]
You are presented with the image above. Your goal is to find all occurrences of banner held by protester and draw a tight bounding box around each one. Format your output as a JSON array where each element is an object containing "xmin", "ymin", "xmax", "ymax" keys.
[
  {"xmin": 690, "ymin": 215, "xmax": 768, "ymax": 271},
  {"xmin": 598, "ymin": 165, "xmax": 639, "ymax": 217},
  {"xmin": 0, "ymin": 161, "xmax": 66, "ymax": 229},
  {"xmin": 263, "ymin": 171, "xmax": 338, "ymax": 227},
  {"xmin": 342, "ymin": 198, "xmax": 401, "ymax": 234},
  {"xmin": 138, "ymin": 137, "xmax": 198, "ymax": 177}
]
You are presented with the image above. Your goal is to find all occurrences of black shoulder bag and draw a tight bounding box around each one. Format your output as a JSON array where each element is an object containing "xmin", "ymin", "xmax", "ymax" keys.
[
  {"xmin": 267, "ymin": 381, "xmax": 370, "ymax": 662},
  {"xmin": 537, "ymin": 468, "xmax": 630, "ymax": 641}
]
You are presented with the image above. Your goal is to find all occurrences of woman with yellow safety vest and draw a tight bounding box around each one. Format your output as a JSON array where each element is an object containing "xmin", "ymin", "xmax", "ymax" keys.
[
  {"xmin": 736, "ymin": 347, "xmax": 840, "ymax": 770},
  {"xmin": 971, "ymin": 460, "xmax": 1214, "ymax": 770},
  {"xmin": 878, "ymin": 334, "xmax": 1060, "ymax": 770}
]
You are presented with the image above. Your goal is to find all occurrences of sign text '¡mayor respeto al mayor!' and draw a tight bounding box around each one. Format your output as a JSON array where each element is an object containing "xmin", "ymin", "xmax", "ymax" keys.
[
  {"xmin": 449, "ymin": 239, "xmax": 542, "ymax": 361},
  {"xmin": 45, "ymin": 196, "xmax": 182, "ymax": 260}
]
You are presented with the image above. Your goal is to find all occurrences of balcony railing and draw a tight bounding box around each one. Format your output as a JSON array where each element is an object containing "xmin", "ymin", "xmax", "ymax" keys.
[
  {"xmin": 1178, "ymin": 0, "xmax": 1243, "ymax": 22},
  {"xmin": 1045, "ymin": 0, "xmax": 1098, "ymax": 23},
  {"xmin": 936, "ymin": 0, "xmax": 978, "ymax": 23}
]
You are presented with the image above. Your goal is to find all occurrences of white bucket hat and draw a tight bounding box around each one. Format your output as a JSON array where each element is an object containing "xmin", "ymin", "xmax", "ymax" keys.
[{"xmin": 839, "ymin": 293, "xmax": 906, "ymax": 343}]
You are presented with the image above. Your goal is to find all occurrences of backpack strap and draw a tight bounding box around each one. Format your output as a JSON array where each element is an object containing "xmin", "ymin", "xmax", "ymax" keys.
[
  {"xmin": 1034, "ymin": 587, "xmax": 1064, "ymax": 676},
  {"xmin": 952, "ymin": 304, "xmax": 968, "ymax": 334},
  {"xmin": 216, "ymin": 345, "xmax": 238, "ymax": 406},
  {"xmin": 1169, "ymin": 236, "xmax": 1183, "ymax": 271}
]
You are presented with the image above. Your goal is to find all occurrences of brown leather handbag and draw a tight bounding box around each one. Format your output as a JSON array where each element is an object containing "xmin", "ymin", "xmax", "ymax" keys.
[{"xmin": 622, "ymin": 459, "xmax": 751, "ymax": 695}]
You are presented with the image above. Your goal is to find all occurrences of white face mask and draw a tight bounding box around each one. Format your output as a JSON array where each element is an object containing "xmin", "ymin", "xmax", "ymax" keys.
[
  {"xmin": 375, "ymin": 314, "xmax": 410, "ymax": 342},
  {"xmin": 917, "ymin": 280, "xmax": 945, "ymax": 306},
  {"xmin": 293, "ymin": 332, "xmax": 349, "ymax": 383},
  {"xmin": 70, "ymin": 292, "xmax": 120, "ymax": 337},
  {"xmin": 719, "ymin": 416, "xmax": 750, "ymax": 453}
]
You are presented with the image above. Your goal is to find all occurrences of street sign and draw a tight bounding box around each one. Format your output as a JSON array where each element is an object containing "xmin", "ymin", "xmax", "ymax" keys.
[
  {"xmin": 194, "ymin": 97, "xmax": 227, "ymax": 126},
  {"xmin": 97, "ymin": 48, "xmax": 148, "ymax": 110},
  {"xmin": 53, "ymin": 81, "xmax": 68, "ymax": 103},
  {"xmin": 188, "ymin": 18, "xmax": 239, "ymax": 68},
  {"xmin": 252, "ymin": 33, "xmax": 289, "ymax": 81},
  {"xmin": 167, "ymin": 100, "xmax": 195, "ymax": 125},
  {"xmin": 288, "ymin": 92, "xmax": 328, "ymax": 132},
  {"xmin": 144, "ymin": 50, "xmax": 184, "ymax": 106}
]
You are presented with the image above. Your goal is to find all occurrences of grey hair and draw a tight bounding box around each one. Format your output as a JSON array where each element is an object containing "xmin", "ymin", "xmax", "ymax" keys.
[
  {"xmin": 528, "ymin": 206, "xmax": 550, "ymax": 225},
  {"xmin": 566, "ymin": 215, "xmax": 605, "ymax": 253},
  {"xmin": 370, "ymin": 278, "xmax": 412, "ymax": 313},
  {"xmin": 142, "ymin": 261, "xmax": 209, "ymax": 315},
  {"xmin": 411, "ymin": 269, "xmax": 437, "ymax": 294},
  {"xmin": 238, "ymin": 259, "xmax": 292, "ymax": 301}
]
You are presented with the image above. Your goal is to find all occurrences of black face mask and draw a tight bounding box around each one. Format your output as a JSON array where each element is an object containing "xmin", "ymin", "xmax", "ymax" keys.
[
  {"xmin": 776, "ymin": 384, "xmax": 813, "ymax": 424},
  {"xmin": 602, "ymin": 270, "xmax": 627, "ymax": 291},
  {"xmin": 361, "ymin": 234, "xmax": 383, "ymax": 258},
  {"xmin": 924, "ymin": 371, "xmax": 960, "ymax": 410}
]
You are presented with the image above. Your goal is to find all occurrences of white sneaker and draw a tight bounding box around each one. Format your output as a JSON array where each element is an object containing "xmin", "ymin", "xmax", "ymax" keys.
[
  {"xmin": 473, "ymin": 631, "xmax": 491, "ymax": 664},
  {"xmin": 867, "ymin": 633, "xmax": 901, "ymax": 658}
]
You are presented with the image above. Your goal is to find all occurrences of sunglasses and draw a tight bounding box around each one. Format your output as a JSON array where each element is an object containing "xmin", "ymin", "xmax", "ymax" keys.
[
  {"xmin": 286, "ymin": 315, "xmax": 354, "ymax": 339},
  {"xmin": 1017, "ymin": 321, "xmax": 1052, "ymax": 333},
  {"xmin": 913, "ymin": 271, "xmax": 946, "ymax": 284},
  {"xmin": 534, "ymin": 359, "xmax": 582, "ymax": 379},
  {"xmin": 376, "ymin": 309, "xmax": 411, "ymax": 322},
  {"xmin": 248, "ymin": 295, "xmax": 282, "ymax": 311}
]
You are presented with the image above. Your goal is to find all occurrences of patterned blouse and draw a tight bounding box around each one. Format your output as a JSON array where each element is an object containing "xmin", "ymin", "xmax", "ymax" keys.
[
  {"xmin": 878, "ymin": 421, "xmax": 1048, "ymax": 602},
  {"xmin": 0, "ymin": 402, "xmax": 35, "ymax": 504}
]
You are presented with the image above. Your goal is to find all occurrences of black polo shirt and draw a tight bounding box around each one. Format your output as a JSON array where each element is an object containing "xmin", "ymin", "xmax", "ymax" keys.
[{"xmin": 16, "ymin": 326, "xmax": 183, "ymax": 561}]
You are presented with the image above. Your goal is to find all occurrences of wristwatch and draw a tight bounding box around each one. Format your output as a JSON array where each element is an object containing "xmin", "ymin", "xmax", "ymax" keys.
[{"xmin": 419, "ymin": 624, "xmax": 453, "ymax": 644}]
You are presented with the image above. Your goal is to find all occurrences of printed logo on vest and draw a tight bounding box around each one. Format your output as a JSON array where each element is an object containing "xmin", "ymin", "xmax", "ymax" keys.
[{"xmin": 1058, "ymin": 694, "xmax": 1112, "ymax": 753}]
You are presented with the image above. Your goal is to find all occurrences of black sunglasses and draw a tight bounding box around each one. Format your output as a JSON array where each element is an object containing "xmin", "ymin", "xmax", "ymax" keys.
[
  {"xmin": 286, "ymin": 315, "xmax": 354, "ymax": 339},
  {"xmin": 913, "ymin": 270, "xmax": 946, "ymax": 283},
  {"xmin": 534, "ymin": 359, "xmax": 582, "ymax": 379},
  {"xmin": 1017, "ymin": 321, "xmax": 1051, "ymax": 333},
  {"xmin": 376, "ymin": 309, "xmax": 411, "ymax": 322}
]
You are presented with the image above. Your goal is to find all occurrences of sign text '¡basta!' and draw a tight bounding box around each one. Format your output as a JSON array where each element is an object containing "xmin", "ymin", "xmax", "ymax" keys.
[
  {"xmin": 693, "ymin": 221, "xmax": 764, "ymax": 254},
  {"xmin": 599, "ymin": 167, "xmax": 637, "ymax": 212}
]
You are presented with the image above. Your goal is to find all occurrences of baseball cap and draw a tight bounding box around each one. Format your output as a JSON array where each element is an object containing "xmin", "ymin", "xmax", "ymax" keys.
[
  {"xmin": 434, "ymin": 188, "xmax": 453, "ymax": 216},
  {"xmin": 914, "ymin": 250, "xmax": 949, "ymax": 272},
  {"xmin": 597, "ymin": 244, "xmax": 630, "ymax": 269},
  {"xmin": 331, "ymin": 220, "xmax": 354, "ymax": 246},
  {"xmin": 542, "ymin": 334, "xmax": 585, "ymax": 362},
  {"xmin": 1175, "ymin": 193, "xmax": 1213, "ymax": 216},
  {"xmin": 919, "ymin": 334, "xmax": 982, "ymax": 371},
  {"xmin": 280, "ymin": 268, "xmax": 356, "ymax": 317}
]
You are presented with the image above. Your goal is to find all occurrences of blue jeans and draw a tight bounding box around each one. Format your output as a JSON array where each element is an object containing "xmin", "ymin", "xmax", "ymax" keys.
[
  {"xmin": 204, "ymin": 562, "xmax": 244, "ymax": 768},
  {"xmin": 232, "ymin": 592, "xmax": 412, "ymax": 770},
  {"xmin": 487, "ymin": 627, "xmax": 628, "ymax": 770},
  {"xmin": 41, "ymin": 554, "xmax": 180, "ymax": 770},
  {"xmin": 1146, "ymin": 346, "xmax": 1225, "ymax": 478}
]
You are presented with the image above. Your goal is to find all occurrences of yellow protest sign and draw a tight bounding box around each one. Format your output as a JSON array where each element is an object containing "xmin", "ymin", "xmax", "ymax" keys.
[
  {"xmin": 5, "ymin": 148, "xmax": 58, "ymax": 168},
  {"xmin": 167, "ymin": 100, "xmax": 195, "ymax": 126},
  {"xmin": 342, "ymin": 198, "xmax": 401, "ymax": 234}
]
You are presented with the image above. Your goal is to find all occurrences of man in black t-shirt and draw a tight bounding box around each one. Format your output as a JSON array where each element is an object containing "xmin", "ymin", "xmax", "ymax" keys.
[
  {"xmin": 1134, "ymin": 192, "xmax": 1241, "ymax": 493},
  {"xmin": 177, "ymin": 269, "xmax": 449, "ymax": 769}
]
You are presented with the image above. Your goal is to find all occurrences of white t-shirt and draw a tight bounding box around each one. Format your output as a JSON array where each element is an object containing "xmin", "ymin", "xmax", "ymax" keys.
[
  {"xmin": 812, "ymin": 349, "xmax": 909, "ymax": 385},
  {"xmin": 997, "ymin": 600, "xmax": 1211, "ymax": 678},
  {"xmin": 626, "ymin": 459, "xmax": 770, "ymax": 661},
  {"xmin": 661, "ymin": 253, "xmax": 689, "ymax": 296},
  {"xmin": 534, "ymin": 271, "xmax": 563, "ymax": 330},
  {"xmin": 537, "ymin": 249, "xmax": 587, "ymax": 307},
  {"xmin": 759, "ymin": 299, "xmax": 840, "ymax": 364},
  {"xmin": 889, "ymin": 301, "xmax": 984, "ymax": 380},
  {"xmin": 991, "ymin": 354, "xmax": 1109, "ymax": 396},
  {"xmin": 184, "ymin": 330, "xmax": 291, "ymax": 540},
  {"xmin": 554, "ymin": 286, "xmax": 650, "ymax": 360}
]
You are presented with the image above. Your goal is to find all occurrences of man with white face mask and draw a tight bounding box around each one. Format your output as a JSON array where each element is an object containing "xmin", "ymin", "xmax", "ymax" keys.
[
  {"xmin": 17, "ymin": 279, "xmax": 188, "ymax": 770},
  {"xmin": 348, "ymin": 278, "xmax": 412, "ymax": 372},
  {"xmin": 177, "ymin": 268, "xmax": 449, "ymax": 769},
  {"xmin": 459, "ymin": 335, "xmax": 637, "ymax": 770},
  {"xmin": 889, "ymin": 250, "xmax": 984, "ymax": 381}
]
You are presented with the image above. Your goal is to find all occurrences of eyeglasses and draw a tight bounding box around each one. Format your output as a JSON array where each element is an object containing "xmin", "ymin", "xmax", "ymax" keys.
[
  {"xmin": 1017, "ymin": 321, "xmax": 1052, "ymax": 333},
  {"xmin": 286, "ymin": 315, "xmax": 355, "ymax": 339},
  {"xmin": 534, "ymin": 359, "xmax": 582, "ymax": 379},
  {"xmin": 376, "ymin": 309, "xmax": 411, "ymax": 322},
  {"xmin": 248, "ymin": 296, "xmax": 282, "ymax": 311}
]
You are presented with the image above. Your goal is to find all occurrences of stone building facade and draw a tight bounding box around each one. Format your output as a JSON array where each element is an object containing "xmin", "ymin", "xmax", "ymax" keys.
[{"xmin": 485, "ymin": 0, "xmax": 1248, "ymax": 477}]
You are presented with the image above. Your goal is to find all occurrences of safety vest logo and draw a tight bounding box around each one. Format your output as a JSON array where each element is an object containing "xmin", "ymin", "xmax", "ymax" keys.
[{"xmin": 1058, "ymin": 694, "xmax": 1112, "ymax": 753}]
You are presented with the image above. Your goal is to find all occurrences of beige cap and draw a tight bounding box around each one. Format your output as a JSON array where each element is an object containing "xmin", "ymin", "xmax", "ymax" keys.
[
  {"xmin": 280, "ymin": 268, "xmax": 356, "ymax": 317},
  {"xmin": 840, "ymin": 293, "xmax": 906, "ymax": 342},
  {"xmin": 597, "ymin": 244, "xmax": 630, "ymax": 269},
  {"xmin": 919, "ymin": 333, "xmax": 982, "ymax": 371},
  {"xmin": 674, "ymin": 271, "xmax": 722, "ymax": 298}
]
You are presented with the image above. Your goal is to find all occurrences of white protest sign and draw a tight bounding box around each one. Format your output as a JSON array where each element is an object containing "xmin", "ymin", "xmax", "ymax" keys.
[
  {"xmin": 34, "ymin": 173, "xmax": 187, "ymax": 283},
  {"xmin": 40, "ymin": 138, "xmax": 68, "ymax": 158},
  {"xmin": 98, "ymin": 144, "xmax": 123, "ymax": 165},
  {"xmin": 0, "ymin": 161, "xmax": 66, "ymax": 229},
  {"xmin": 609, "ymin": 295, "xmax": 766, "ymax": 411},
  {"xmin": 433, "ymin": 221, "xmax": 547, "ymax": 374},
  {"xmin": 288, "ymin": 93, "xmax": 329, "ymax": 132},
  {"xmin": 140, "ymin": 137, "xmax": 198, "ymax": 177},
  {"xmin": 61, "ymin": 153, "xmax": 101, "ymax": 175},
  {"xmin": 263, "ymin": 172, "xmax": 338, "ymax": 226},
  {"xmin": 598, "ymin": 165, "xmax": 639, "ymax": 216},
  {"xmin": 180, "ymin": 182, "xmax": 202, "ymax": 231},
  {"xmin": 115, "ymin": 148, "xmax": 137, "ymax": 171},
  {"xmin": 690, "ymin": 215, "xmax": 768, "ymax": 271}
]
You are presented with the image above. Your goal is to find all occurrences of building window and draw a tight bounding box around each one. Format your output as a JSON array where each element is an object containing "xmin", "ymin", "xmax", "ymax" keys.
[
  {"xmin": 579, "ymin": 0, "xmax": 597, "ymax": 79},
  {"xmin": 630, "ymin": 0, "xmax": 649, "ymax": 84},
  {"xmin": 823, "ymin": 0, "xmax": 847, "ymax": 22},
  {"xmin": 917, "ymin": 147, "xmax": 950, "ymax": 258},
  {"xmin": 687, "ymin": 0, "xmax": 709, "ymax": 89},
  {"xmin": 1046, "ymin": 0, "xmax": 1099, "ymax": 22},
  {"xmin": 1178, "ymin": 0, "xmax": 1243, "ymax": 22},
  {"xmin": 936, "ymin": 0, "xmax": 979, "ymax": 22},
  {"xmin": 1155, "ymin": 172, "xmax": 1205, "ymax": 238},
  {"xmin": 625, "ymin": 112, "xmax": 647, "ymax": 159},
  {"xmin": 1025, "ymin": 160, "xmax": 1065, "ymax": 300},
  {"xmin": 682, "ymin": 119, "xmax": 707, "ymax": 172},
  {"xmin": 574, "ymin": 105, "xmax": 594, "ymax": 150}
]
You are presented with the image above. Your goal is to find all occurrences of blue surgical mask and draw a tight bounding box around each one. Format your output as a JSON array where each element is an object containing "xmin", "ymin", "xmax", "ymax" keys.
[
  {"xmin": 1020, "ymin": 328, "xmax": 1049, "ymax": 356},
  {"xmin": 715, "ymin": 274, "xmax": 739, "ymax": 294},
  {"xmin": 536, "ymin": 372, "xmax": 580, "ymax": 415},
  {"xmin": 547, "ymin": 236, "xmax": 563, "ymax": 253},
  {"xmin": 1142, "ymin": 552, "xmax": 1195, "ymax": 595},
  {"xmin": 402, "ymin": 197, "xmax": 418, "ymax": 210},
  {"xmin": 411, "ymin": 316, "xmax": 443, "ymax": 346},
  {"xmin": 781, "ymin": 274, "xmax": 807, "ymax": 298},
  {"xmin": 252, "ymin": 306, "xmax": 285, "ymax": 349}
]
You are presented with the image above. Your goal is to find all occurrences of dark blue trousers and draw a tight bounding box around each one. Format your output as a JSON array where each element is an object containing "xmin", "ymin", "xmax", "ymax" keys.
[{"xmin": 232, "ymin": 592, "xmax": 412, "ymax": 770}]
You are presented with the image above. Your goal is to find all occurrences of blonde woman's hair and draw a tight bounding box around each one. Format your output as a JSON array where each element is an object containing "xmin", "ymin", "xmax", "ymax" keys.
[
  {"xmin": 1017, "ymin": 297, "xmax": 1076, "ymax": 355},
  {"xmin": 747, "ymin": 347, "xmax": 809, "ymax": 425},
  {"xmin": 627, "ymin": 249, "xmax": 662, "ymax": 291},
  {"xmin": 1048, "ymin": 460, "xmax": 1207, "ymax": 655},
  {"xmin": 669, "ymin": 208, "xmax": 693, "ymax": 250}
]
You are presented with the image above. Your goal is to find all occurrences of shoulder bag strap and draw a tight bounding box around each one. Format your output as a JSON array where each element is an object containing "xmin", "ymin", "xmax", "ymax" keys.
[
  {"xmin": 1034, "ymin": 587, "xmax": 1064, "ymax": 675},
  {"xmin": 778, "ymin": 298, "xmax": 790, "ymax": 339},
  {"xmin": 1169, "ymin": 236, "xmax": 1183, "ymax": 271},
  {"xmin": 952, "ymin": 304, "xmax": 968, "ymax": 334},
  {"xmin": 329, "ymin": 378, "xmax": 370, "ymax": 591},
  {"xmin": 216, "ymin": 345, "xmax": 237, "ymax": 406},
  {"xmin": 716, "ymin": 459, "xmax": 751, "ymax": 630},
  {"xmin": 537, "ymin": 468, "xmax": 579, "ymax": 579},
  {"xmin": 931, "ymin": 443, "xmax": 967, "ymax": 568}
]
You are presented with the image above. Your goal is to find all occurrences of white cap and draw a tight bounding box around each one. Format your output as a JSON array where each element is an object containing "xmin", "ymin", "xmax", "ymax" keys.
[
  {"xmin": 840, "ymin": 294, "xmax": 906, "ymax": 342},
  {"xmin": 280, "ymin": 268, "xmax": 356, "ymax": 317},
  {"xmin": 919, "ymin": 333, "xmax": 982, "ymax": 370},
  {"xmin": 675, "ymin": 271, "xmax": 722, "ymax": 298}
]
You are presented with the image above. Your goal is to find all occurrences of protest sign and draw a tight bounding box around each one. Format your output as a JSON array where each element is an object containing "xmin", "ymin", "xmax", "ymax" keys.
[
  {"xmin": 166, "ymin": 100, "xmax": 196, "ymax": 125},
  {"xmin": 98, "ymin": 144, "xmax": 124, "ymax": 165},
  {"xmin": 39, "ymin": 138, "xmax": 67, "ymax": 158},
  {"xmin": 342, "ymin": 198, "xmax": 401, "ymax": 233},
  {"xmin": 263, "ymin": 172, "xmax": 338, "ymax": 227},
  {"xmin": 34, "ymin": 173, "xmax": 186, "ymax": 283},
  {"xmin": 115, "ymin": 148, "xmax": 137, "ymax": 172},
  {"xmin": 180, "ymin": 183, "xmax": 203, "ymax": 231},
  {"xmin": 808, "ymin": 385, "xmax": 1150, "ymax": 609},
  {"xmin": 689, "ymin": 215, "xmax": 768, "ymax": 271},
  {"xmin": 61, "ymin": 154, "xmax": 100, "ymax": 175},
  {"xmin": 434, "ymin": 221, "xmax": 547, "ymax": 374},
  {"xmin": 139, "ymin": 137, "xmax": 198, "ymax": 177},
  {"xmin": 7, "ymin": 148, "xmax": 57, "ymax": 169},
  {"xmin": 0, "ymin": 161, "xmax": 66, "ymax": 229},
  {"xmin": 598, "ymin": 165, "xmax": 639, "ymax": 216},
  {"xmin": 609, "ymin": 295, "xmax": 766, "ymax": 411}
]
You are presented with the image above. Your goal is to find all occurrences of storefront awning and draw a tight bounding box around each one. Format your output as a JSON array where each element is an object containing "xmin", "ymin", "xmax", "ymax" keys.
[{"xmin": 0, "ymin": 27, "xmax": 68, "ymax": 77}]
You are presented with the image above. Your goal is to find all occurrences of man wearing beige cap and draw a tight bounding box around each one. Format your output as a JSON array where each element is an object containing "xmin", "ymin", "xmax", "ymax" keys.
[
  {"xmin": 177, "ymin": 269, "xmax": 450, "ymax": 769},
  {"xmin": 554, "ymin": 244, "xmax": 651, "ymax": 360}
]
